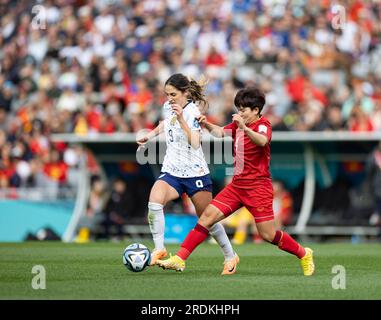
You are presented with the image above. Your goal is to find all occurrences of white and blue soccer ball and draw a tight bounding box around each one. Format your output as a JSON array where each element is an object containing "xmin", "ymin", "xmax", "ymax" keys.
[{"xmin": 123, "ymin": 243, "xmax": 151, "ymax": 272}]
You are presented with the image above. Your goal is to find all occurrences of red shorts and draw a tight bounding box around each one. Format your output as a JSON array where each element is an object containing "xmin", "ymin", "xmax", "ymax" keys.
[{"xmin": 210, "ymin": 179, "xmax": 274, "ymax": 223}]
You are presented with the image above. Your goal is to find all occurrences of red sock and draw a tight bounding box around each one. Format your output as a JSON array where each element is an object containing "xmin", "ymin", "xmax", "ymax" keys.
[
  {"xmin": 177, "ymin": 223, "xmax": 209, "ymax": 260},
  {"xmin": 271, "ymin": 230, "xmax": 305, "ymax": 259}
]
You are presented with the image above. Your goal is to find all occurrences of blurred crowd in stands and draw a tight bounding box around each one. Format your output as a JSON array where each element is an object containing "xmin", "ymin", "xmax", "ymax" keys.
[{"xmin": 1, "ymin": 0, "xmax": 381, "ymax": 192}]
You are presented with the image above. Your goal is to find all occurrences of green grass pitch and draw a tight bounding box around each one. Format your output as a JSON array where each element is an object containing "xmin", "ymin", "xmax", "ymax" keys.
[{"xmin": 0, "ymin": 242, "xmax": 380, "ymax": 300}]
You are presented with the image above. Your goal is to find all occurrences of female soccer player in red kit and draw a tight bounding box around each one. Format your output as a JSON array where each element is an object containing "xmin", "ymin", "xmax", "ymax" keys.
[{"xmin": 157, "ymin": 86, "xmax": 315, "ymax": 276}]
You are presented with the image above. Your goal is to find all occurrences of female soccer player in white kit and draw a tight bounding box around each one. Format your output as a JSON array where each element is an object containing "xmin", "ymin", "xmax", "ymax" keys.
[{"xmin": 137, "ymin": 73, "xmax": 239, "ymax": 275}]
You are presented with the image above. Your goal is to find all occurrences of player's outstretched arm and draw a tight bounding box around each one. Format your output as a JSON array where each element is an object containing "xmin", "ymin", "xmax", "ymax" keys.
[
  {"xmin": 136, "ymin": 121, "xmax": 164, "ymax": 146},
  {"xmin": 197, "ymin": 115, "xmax": 225, "ymax": 138},
  {"xmin": 243, "ymin": 126, "xmax": 268, "ymax": 146}
]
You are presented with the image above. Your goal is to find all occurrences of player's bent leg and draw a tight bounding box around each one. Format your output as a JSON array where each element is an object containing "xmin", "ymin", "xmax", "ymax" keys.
[
  {"xmin": 200, "ymin": 205, "xmax": 240, "ymax": 275},
  {"xmin": 149, "ymin": 179, "xmax": 180, "ymax": 205},
  {"xmin": 256, "ymin": 220, "xmax": 315, "ymax": 276},
  {"xmin": 255, "ymin": 220, "xmax": 276, "ymax": 242},
  {"xmin": 148, "ymin": 180, "xmax": 179, "ymax": 265},
  {"xmin": 198, "ymin": 204, "xmax": 226, "ymax": 229},
  {"xmin": 208, "ymin": 222, "xmax": 240, "ymax": 275},
  {"xmin": 157, "ymin": 204, "xmax": 225, "ymax": 272},
  {"xmin": 191, "ymin": 191, "xmax": 237, "ymax": 267},
  {"xmin": 148, "ymin": 201, "xmax": 168, "ymax": 265},
  {"xmin": 190, "ymin": 190, "xmax": 213, "ymax": 218}
]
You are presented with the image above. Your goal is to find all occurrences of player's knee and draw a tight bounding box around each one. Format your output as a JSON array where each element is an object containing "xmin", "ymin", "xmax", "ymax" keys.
[
  {"xmin": 258, "ymin": 230, "xmax": 276, "ymax": 242},
  {"xmin": 198, "ymin": 209, "xmax": 216, "ymax": 229},
  {"xmin": 198, "ymin": 216, "xmax": 211, "ymax": 228},
  {"xmin": 149, "ymin": 191, "xmax": 165, "ymax": 205}
]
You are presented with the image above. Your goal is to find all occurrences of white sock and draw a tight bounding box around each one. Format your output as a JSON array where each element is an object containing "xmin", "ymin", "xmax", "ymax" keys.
[
  {"xmin": 209, "ymin": 223, "xmax": 235, "ymax": 261},
  {"xmin": 148, "ymin": 202, "xmax": 165, "ymax": 250}
]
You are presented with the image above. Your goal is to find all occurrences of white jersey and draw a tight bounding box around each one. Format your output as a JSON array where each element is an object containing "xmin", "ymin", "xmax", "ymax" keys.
[{"xmin": 161, "ymin": 100, "xmax": 210, "ymax": 178}]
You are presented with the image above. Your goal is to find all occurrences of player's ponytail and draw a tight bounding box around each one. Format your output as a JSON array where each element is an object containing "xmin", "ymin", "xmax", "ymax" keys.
[
  {"xmin": 187, "ymin": 75, "xmax": 209, "ymax": 112},
  {"xmin": 165, "ymin": 73, "xmax": 209, "ymax": 112}
]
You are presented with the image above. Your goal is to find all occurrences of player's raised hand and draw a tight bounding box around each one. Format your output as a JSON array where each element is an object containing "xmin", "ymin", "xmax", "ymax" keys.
[
  {"xmin": 171, "ymin": 103, "xmax": 183, "ymax": 118},
  {"xmin": 136, "ymin": 136, "xmax": 149, "ymax": 146},
  {"xmin": 232, "ymin": 114, "xmax": 245, "ymax": 129},
  {"xmin": 196, "ymin": 115, "xmax": 207, "ymax": 125}
]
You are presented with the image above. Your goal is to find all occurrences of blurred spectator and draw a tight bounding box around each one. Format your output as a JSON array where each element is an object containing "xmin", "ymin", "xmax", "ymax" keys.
[
  {"xmin": 76, "ymin": 176, "xmax": 107, "ymax": 243},
  {"xmin": 342, "ymin": 80, "xmax": 375, "ymax": 121},
  {"xmin": 100, "ymin": 177, "xmax": 134, "ymax": 240},
  {"xmin": 348, "ymin": 105, "xmax": 374, "ymax": 132},
  {"xmin": 272, "ymin": 180, "xmax": 294, "ymax": 228},
  {"xmin": 0, "ymin": 0, "xmax": 380, "ymax": 135},
  {"xmin": 323, "ymin": 105, "xmax": 346, "ymax": 131}
]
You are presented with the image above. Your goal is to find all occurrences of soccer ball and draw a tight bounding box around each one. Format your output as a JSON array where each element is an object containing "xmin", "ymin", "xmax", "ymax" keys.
[{"xmin": 122, "ymin": 243, "xmax": 151, "ymax": 272}]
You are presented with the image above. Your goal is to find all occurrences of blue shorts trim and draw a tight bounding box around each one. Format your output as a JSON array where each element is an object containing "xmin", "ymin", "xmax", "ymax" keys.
[{"xmin": 157, "ymin": 172, "xmax": 212, "ymax": 197}]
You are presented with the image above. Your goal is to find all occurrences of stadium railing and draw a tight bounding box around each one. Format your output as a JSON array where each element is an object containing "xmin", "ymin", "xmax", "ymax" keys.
[{"xmin": 62, "ymin": 153, "xmax": 90, "ymax": 242}]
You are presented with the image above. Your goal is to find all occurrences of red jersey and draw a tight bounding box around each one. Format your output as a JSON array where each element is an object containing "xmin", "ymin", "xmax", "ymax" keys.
[{"xmin": 224, "ymin": 116, "xmax": 272, "ymax": 189}]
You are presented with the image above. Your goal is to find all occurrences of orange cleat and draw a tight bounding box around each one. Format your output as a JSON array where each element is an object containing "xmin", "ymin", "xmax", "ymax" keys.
[
  {"xmin": 149, "ymin": 248, "xmax": 168, "ymax": 266},
  {"xmin": 221, "ymin": 253, "xmax": 240, "ymax": 275}
]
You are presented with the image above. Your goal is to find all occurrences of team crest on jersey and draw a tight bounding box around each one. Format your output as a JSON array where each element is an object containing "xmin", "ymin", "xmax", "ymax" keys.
[
  {"xmin": 193, "ymin": 118, "xmax": 200, "ymax": 128},
  {"xmin": 170, "ymin": 116, "xmax": 177, "ymax": 126},
  {"xmin": 258, "ymin": 125, "xmax": 267, "ymax": 134}
]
